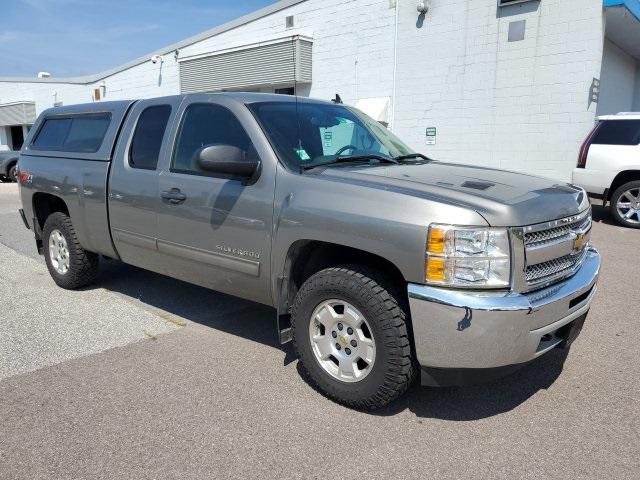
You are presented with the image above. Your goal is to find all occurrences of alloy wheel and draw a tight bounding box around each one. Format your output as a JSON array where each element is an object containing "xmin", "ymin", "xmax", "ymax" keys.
[
  {"xmin": 308, "ymin": 299, "xmax": 376, "ymax": 383},
  {"xmin": 616, "ymin": 187, "xmax": 640, "ymax": 224},
  {"xmin": 49, "ymin": 229, "xmax": 70, "ymax": 274}
]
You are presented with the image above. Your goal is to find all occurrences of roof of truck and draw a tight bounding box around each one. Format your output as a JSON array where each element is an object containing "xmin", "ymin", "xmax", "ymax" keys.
[
  {"xmin": 40, "ymin": 93, "xmax": 335, "ymax": 117},
  {"xmin": 598, "ymin": 112, "xmax": 640, "ymax": 121}
]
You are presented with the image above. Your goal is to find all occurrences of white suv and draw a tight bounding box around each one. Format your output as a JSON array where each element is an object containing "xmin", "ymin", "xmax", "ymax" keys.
[{"xmin": 573, "ymin": 113, "xmax": 640, "ymax": 228}]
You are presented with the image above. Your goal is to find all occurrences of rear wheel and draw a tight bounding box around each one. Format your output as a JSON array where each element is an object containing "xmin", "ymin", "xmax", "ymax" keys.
[
  {"xmin": 7, "ymin": 164, "xmax": 17, "ymax": 182},
  {"xmin": 43, "ymin": 212, "xmax": 99, "ymax": 289},
  {"xmin": 610, "ymin": 181, "xmax": 640, "ymax": 229},
  {"xmin": 292, "ymin": 265, "xmax": 415, "ymax": 410}
]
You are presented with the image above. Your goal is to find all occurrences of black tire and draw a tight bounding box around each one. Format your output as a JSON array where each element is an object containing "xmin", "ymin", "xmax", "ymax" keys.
[
  {"xmin": 610, "ymin": 180, "xmax": 640, "ymax": 229},
  {"xmin": 43, "ymin": 212, "xmax": 99, "ymax": 289},
  {"xmin": 7, "ymin": 164, "xmax": 17, "ymax": 182},
  {"xmin": 292, "ymin": 265, "xmax": 416, "ymax": 410}
]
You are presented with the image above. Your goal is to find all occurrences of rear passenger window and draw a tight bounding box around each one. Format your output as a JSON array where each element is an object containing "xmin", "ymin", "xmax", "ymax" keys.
[
  {"xmin": 129, "ymin": 105, "xmax": 172, "ymax": 170},
  {"xmin": 592, "ymin": 120, "xmax": 640, "ymax": 146},
  {"xmin": 32, "ymin": 113, "xmax": 112, "ymax": 152}
]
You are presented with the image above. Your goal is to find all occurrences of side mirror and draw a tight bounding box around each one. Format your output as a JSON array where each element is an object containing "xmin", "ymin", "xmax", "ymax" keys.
[{"xmin": 196, "ymin": 144, "xmax": 260, "ymax": 180}]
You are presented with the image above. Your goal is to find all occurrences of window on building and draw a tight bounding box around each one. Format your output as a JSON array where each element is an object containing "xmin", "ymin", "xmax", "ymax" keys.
[
  {"xmin": 129, "ymin": 105, "xmax": 172, "ymax": 170},
  {"xmin": 275, "ymin": 87, "xmax": 295, "ymax": 95},
  {"xmin": 285, "ymin": 15, "xmax": 294, "ymax": 28},
  {"xmin": 31, "ymin": 113, "xmax": 111, "ymax": 152},
  {"xmin": 592, "ymin": 120, "xmax": 640, "ymax": 146},
  {"xmin": 171, "ymin": 103, "xmax": 257, "ymax": 177},
  {"xmin": 498, "ymin": 0, "xmax": 536, "ymax": 7}
]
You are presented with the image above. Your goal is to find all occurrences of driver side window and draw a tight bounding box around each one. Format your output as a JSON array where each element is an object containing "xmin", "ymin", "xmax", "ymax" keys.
[{"xmin": 171, "ymin": 103, "xmax": 257, "ymax": 176}]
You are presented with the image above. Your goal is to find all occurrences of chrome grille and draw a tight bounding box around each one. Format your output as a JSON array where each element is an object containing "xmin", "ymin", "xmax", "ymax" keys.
[
  {"xmin": 524, "ymin": 225, "xmax": 572, "ymax": 246},
  {"xmin": 524, "ymin": 216, "xmax": 590, "ymax": 247},
  {"xmin": 525, "ymin": 249, "xmax": 587, "ymax": 283},
  {"xmin": 521, "ymin": 210, "xmax": 592, "ymax": 289}
]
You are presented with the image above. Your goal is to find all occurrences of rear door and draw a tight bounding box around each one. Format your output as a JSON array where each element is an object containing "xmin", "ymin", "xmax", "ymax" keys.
[
  {"xmin": 108, "ymin": 96, "xmax": 182, "ymax": 269},
  {"xmin": 155, "ymin": 95, "xmax": 276, "ymax": 305}
]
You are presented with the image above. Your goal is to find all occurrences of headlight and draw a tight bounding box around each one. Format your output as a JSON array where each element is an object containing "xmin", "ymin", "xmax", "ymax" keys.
[{"xmin": 426, "ymin": 225, "xmax": 511, "ymax": 288}]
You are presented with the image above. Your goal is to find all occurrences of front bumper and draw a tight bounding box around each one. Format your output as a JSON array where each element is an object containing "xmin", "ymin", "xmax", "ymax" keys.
[{"xmin": 408, "ymin": 246, "xmax": 600, "ymax": 386}]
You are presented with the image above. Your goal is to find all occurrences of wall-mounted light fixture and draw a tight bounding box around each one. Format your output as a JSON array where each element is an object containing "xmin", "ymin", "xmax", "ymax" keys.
[{"xmin": 417, "ymin": 0, "xmax": 429, "ymax": 13}]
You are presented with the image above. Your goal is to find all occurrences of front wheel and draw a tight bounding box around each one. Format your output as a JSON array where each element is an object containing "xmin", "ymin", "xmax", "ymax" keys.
[
  {"xmin": 43, "ymin": 212, "xmax": 100, "ymax": 289},
  {"xmin": 610, "ymin": 181, "xmax": 640, "ymax": 229},
  {"xmin": 292, "ymin": 266, "xmax": 416, "ymax": 410}
]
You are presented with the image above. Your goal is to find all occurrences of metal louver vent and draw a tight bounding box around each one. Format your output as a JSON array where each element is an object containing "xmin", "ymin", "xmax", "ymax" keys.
[
  {"xmin": 179, "ymin": 37, "xmax": 312, "ymax": 94},
  {"xmin": 0, "ymin": 102, "xmax": 36, "ymax": 127}
]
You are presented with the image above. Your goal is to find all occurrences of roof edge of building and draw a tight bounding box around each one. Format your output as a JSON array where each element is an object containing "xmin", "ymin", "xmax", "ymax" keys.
[
  {"xmin": 0, "ymin": 0, "xmax": 308, "ymax": 85},
  {"xmin": 604, "ymin": 0, "xmax": 640, "ymax": 22}
]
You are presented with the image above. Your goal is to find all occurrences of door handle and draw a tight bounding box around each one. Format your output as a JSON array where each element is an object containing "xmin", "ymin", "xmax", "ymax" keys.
[{"xmin": 161, "ymin": 188, "xmax": 187, "ymax": 204}]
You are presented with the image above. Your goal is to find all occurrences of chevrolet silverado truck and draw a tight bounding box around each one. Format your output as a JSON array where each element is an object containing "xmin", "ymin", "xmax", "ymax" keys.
[{"xmin": 17, "ymin": 93, "xmax": 600, "ymax": 409}]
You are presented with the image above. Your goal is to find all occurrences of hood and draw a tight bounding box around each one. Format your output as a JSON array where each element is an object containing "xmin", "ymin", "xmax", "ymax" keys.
[{"xmin": 312, "ymin": 161, "xmax": 588, "ymax": 226}]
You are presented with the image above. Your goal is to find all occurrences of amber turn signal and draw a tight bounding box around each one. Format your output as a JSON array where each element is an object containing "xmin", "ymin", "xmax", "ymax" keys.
[
  {"xmin": 426, "ymin": 257, "xmax": 446, "ymax": 282},
  {"xmin": 427, "ymin": 227, "xmax": 446, "ymax": 254}
]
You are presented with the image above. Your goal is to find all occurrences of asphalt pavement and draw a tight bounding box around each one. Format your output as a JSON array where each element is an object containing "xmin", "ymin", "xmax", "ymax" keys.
[{"xmin": 0, "ymin": 182, "xmax": 638, "ymax": 479}]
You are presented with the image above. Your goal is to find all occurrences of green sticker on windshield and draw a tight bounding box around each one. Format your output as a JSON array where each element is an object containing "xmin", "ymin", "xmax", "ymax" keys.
[{"xmin": 295, "ymin": 148, "xmax": 311, "ymax": 161}]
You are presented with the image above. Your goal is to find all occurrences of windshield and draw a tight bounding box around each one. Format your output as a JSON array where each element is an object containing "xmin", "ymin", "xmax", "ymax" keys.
[{"xmin": 247, "ymin": 101, "xmax": 415, "ymax": 171}]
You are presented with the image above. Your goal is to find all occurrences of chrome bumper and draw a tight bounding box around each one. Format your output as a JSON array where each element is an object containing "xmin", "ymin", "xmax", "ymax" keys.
[{"xmin": 408, "ymin": 247, "xmax": 600, "ymax": 379}]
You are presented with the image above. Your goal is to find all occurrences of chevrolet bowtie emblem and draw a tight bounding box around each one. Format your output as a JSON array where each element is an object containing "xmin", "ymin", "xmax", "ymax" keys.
[{"xmin": 574, "ymin": 233, "xmax": 586, "ymax": 252}]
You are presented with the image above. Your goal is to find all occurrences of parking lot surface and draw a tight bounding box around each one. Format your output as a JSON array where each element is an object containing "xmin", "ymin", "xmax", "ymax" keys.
[{"xmin": 0, "ymin": 182, "xmax": 639, "ymax": 479}]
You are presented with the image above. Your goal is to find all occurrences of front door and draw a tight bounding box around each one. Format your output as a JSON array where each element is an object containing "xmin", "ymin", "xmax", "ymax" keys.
[{"xmin": 155, "ymin": 96, "xmax": 276, "ymax": 305}]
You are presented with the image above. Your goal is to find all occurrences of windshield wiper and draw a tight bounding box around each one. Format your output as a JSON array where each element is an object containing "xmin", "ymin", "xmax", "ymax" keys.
[
  {"xmin": 302, "ymin": 154, "xmax": 399, "ymax": 171},
  {"xmin": 394, "ymin": 153, "xmax": 433, "ymax": 162}
]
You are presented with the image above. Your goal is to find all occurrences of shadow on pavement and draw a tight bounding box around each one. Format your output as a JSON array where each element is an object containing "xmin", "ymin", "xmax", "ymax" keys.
[
  {"xmin": 96, "ymin": 259, "xmax": 284, "ymax": 349},
  {"xmin": 95, "ymin": 258, "xmax": 568, "ymax": 420},
  {"xmin": 590, "ymin": 204, "xmax": 617, "ymax": 226},
  {"xmin": 374, "ymin": 349, "xmax": 569, "ymax": 420}
]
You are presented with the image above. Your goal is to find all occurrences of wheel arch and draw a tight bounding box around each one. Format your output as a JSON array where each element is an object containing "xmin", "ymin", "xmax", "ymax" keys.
[
  {"xmin": 276, "ymin": 239, "xmax": 410, "ymax": 344},
  {"xmin": 5, "ymin": 158, "xmax": 18, "ymax": 172},
  {"xmin": 32, "ymin": 193, "xmax": 70, "ymax": 252},
  {"xmin": 608, "ymin": 170, "xmax": 640, "ymax": 201}
]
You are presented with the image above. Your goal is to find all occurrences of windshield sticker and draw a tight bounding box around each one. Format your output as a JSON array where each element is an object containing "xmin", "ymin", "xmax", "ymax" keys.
[{"xmin": 295, "ymin": 148, "xmax": 311, "ymax": 161}]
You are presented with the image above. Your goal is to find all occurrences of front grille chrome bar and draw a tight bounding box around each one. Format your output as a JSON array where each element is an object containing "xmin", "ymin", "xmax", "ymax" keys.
[{"xmin": 513, "ymin": 209, "xmax": 592, "ymax": 292}]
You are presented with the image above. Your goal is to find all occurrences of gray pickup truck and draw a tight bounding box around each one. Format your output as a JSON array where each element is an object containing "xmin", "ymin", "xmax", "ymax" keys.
[
  {"xmin": 17, "ymin": 93, "xmax": 600, "ymax": 409},
  {"xmin": 0, "ymin": 150, "xmax": 19, "ymax": 182}
]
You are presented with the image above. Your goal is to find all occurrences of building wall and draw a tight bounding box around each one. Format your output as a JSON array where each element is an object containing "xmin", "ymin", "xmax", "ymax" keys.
[
  {"xmin": 394, "ymin": 0, "xmax": 604, "ymax": 181},
  {"xmin": 597, "ymin": 39, "xmax": 638, "ymax": 115},
  {"xmin": 0, "ymin": 81, "xmax": 89, "ymax": 115},
  {"xmin": 634, "ymin": 62, "xmax": 640, "ymax": 111},
  {"xmin": 176, "ymin": 0, "xmax": 397, "ymax": 103},
  {"xmin": 0, "ymin": 128, "xmax": 9, "ymax": 151},
  {"xmin": 0, "ymin": 0, "xmax": 607, "ymax": 180}
]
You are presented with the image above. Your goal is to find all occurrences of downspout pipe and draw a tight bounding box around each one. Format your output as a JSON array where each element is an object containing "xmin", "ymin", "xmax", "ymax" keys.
[{"xmin": 391, "ymin": 0, "xmax": 400, "ymax": 132}]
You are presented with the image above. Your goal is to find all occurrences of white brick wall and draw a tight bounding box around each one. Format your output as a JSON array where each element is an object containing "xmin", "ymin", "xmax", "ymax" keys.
[
  {"xmin": 0, "ymin": 0, "xmax": 609, "ymax": 180},
  {"xmin": 597, "ymin": 39, "xmax": 638, "ymax": 116},
  {"xmin": 393, "ymin": 0, "xmax": 604, "ymax": 181}
]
